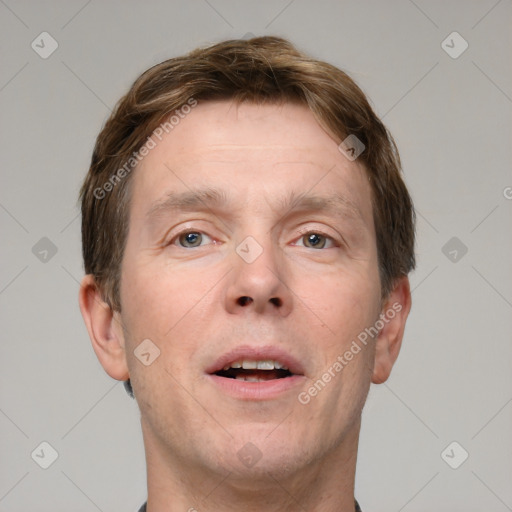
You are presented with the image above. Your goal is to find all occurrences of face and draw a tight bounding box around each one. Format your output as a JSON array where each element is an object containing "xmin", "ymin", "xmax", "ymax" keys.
[{"xmin": 104, "ymin": 100, "xmax": 402, "ymax": 482}]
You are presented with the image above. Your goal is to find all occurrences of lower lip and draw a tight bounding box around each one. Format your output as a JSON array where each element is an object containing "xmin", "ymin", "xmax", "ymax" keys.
[{"xmin": 207, "ymin": 374, "xmax": 305, "ymax": 401}]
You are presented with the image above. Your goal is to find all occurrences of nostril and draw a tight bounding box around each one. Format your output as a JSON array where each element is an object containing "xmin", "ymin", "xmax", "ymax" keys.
[
  {"xmin": 237, "ymin": 297, "xmax": 282, "ymax": 307},
  {"xmin": 238, "ymin": 296, "xmax": 252, "ymax": 306}
]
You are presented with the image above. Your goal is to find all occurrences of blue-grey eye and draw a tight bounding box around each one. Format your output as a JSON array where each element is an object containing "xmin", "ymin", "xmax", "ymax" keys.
[{"xmin": 179, "ymin": 232, "xmax": 203, "ymax": 247}]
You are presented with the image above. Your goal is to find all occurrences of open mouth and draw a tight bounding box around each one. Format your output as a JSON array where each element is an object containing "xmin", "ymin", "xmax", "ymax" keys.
[
  {"xmin": 214, "ymin": 360, "xmax": 294, "ymax": 382},
  {"xmin": 206, "ymin": 348, "xmax": 305, "ymax": 399}
]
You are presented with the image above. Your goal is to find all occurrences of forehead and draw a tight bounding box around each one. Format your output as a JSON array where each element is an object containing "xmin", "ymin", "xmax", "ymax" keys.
[{"xmin": 129, "ymin": 100, "xmax": 373, "ymax": 225}]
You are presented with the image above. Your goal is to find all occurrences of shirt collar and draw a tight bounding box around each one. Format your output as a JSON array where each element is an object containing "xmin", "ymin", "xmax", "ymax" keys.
[{"xmin": 139, "ymin": 498, "xmax": 362, "ymax": 511}]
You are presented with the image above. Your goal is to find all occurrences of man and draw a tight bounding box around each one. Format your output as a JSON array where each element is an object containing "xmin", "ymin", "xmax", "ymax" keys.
[{"xmin": 78, "ymin": 36, "xmax": 415, "ymax": 511}]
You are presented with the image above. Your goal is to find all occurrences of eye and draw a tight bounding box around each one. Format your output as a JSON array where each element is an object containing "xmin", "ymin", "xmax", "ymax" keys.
[
  {"xmin": 170, "ymin": 230, "xmax": 213, "ymax": 248},
  {"xmin": 295, "ymin": 230, "xmax": 337, "ymax": 249}
]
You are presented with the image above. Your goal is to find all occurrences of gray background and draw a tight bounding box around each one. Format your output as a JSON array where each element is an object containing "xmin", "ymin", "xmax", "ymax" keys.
[{"xmin": 1, "ymin": 0, "xmax": 511, "ymax": 511}]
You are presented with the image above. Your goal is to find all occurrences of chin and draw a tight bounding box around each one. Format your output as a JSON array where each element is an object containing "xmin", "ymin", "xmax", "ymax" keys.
[
  {"xmin": 219, "ymin": 431, "xmax": 315, "ymax": 482},
  {"xmin": 227, "ymin": 453, "xmax": 307, "ymax": 486}
]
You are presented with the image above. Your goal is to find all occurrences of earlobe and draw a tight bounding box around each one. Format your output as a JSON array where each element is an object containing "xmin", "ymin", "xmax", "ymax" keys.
[
  {"xmin": 371, "ymin": 276, "xmax": 412, "ymax": 384},
  {"xmin": 78, "ymin": 275, "xmax": 130, "ymax": 381}
]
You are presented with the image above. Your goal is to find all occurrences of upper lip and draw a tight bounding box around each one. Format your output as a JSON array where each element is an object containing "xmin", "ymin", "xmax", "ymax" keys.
[{"xmin": 206, "ymin": 345, "xmax": 305, "ymax": 376}]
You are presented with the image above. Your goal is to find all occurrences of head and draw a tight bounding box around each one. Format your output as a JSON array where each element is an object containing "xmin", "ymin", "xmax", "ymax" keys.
[{"xmin": 79, "ymin": 36, "xmax": 415, "ymax": 486}]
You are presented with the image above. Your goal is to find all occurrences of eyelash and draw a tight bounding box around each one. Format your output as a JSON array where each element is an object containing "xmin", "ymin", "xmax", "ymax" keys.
[{"xmin": 167, "ymin": 228, "xmax": 338, "ymax": 249}]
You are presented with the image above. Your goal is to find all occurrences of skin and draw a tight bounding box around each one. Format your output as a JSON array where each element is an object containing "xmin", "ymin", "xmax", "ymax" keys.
[{"xmin": 79, "ymin": 100, "xmax": 411, "ymax": 512}]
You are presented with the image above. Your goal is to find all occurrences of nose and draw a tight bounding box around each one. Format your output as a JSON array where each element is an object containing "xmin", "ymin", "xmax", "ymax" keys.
[{"xmin": 224, "ymin": 236, "xmax": 293, "ymax": 317}]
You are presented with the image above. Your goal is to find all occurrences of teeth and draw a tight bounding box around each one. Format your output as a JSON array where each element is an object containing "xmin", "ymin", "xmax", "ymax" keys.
[
  {"xmin": 235, "ymin": 375, "xmax": 265, "ymax": 382},
  {"xmin": 224, "ymin": 359, "xmax": 289, "ymax": 371}
]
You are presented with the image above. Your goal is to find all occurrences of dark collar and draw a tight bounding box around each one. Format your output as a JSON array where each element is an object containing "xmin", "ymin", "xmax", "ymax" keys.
[{"xmin": 138, "ymin": 498, "xmax": 362, "ymax": 511}]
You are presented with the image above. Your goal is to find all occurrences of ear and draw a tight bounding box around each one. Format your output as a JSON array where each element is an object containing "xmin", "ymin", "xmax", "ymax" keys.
[
  {"xmin": 371, "ymin": 276, "xmax": 412, "ymax": 384},
  {"xmin": 78, "ymin": 274, "xmax": 129, "ymax": 381}
]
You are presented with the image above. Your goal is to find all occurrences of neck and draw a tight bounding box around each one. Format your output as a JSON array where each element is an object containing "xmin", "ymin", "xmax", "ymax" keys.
[{"xmin": 142, "ymin": 418, "xmax": 361, "ymax": 512}]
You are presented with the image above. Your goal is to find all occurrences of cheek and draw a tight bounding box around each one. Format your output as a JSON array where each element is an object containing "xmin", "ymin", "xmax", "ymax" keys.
[
  {"xmin": 316, "ymin": 263, "xmax": 381, "ymax": 329},
  {"xmin": 306, "ymin": 269, "xmax": 381, "ymax": 388},
  {"xmin": 119, "ymin": 256, "xmax": 217, "ymax": 377},
  {"xmin": 120, "ymin": 253, "xmax": 189, "ymax": 330}
]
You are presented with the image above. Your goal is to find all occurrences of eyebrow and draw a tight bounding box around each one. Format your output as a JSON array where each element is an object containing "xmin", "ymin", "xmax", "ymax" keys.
[
  {"xmin": 145, "ymin": 187, "xmax": 364, "ymax": 226},
  {"xmin": 146, "ymin": 187, "xmax": 229, "ymax": 219}
]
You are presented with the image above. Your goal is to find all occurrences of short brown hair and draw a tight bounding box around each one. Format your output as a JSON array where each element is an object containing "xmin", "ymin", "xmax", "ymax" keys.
[{"xmin": 80, "ymin": 36, "xmax": 415, "ymax": 312}]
